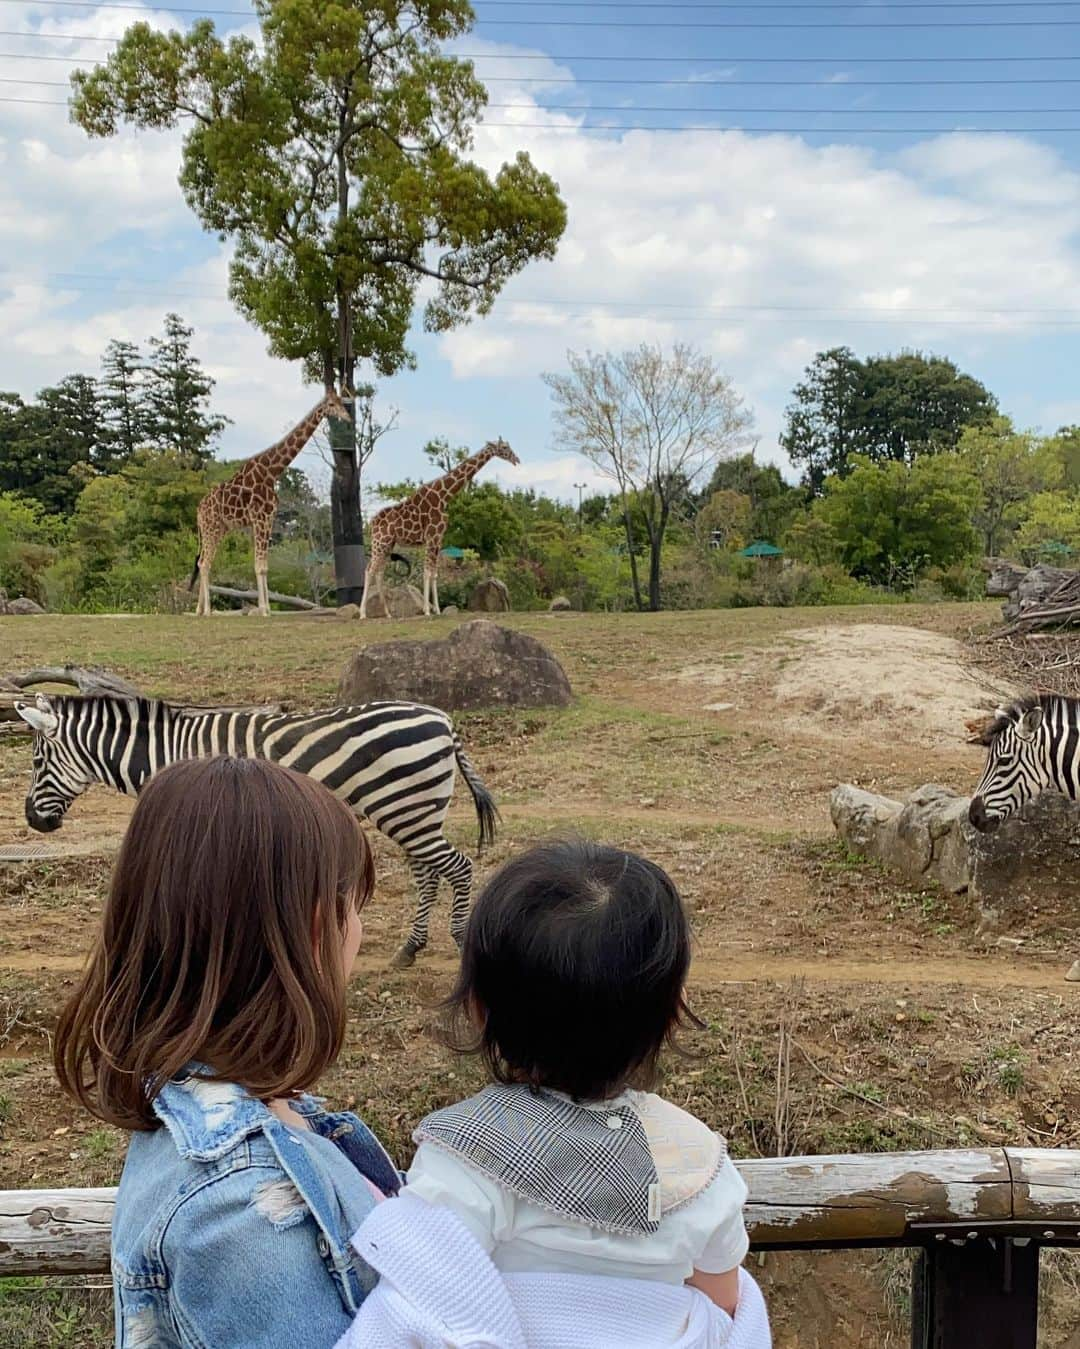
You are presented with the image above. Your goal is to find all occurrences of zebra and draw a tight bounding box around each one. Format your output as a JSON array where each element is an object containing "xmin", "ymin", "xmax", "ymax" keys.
[
  {"xmin": 968, "ymin": 693, "xmax": 1079, "ymax": 832},
  {"xmin": 14, "ymin": 692, "xmax": 498, "ymax": 969}
]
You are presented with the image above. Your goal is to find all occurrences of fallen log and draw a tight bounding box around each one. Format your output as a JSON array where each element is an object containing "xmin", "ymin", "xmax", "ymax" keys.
[
  {"xmin": 0, "ymin": 666, "xmax": 287, "ymax": 723},
  {"xmin": 208, "ymin": 584, "xmax": 320, "ymax": 611}
]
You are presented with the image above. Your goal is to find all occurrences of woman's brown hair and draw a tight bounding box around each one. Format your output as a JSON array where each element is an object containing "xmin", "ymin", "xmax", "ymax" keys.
[{"xmin": 54, "ymin": 756, "xmax": 374, "ymax": 1130}]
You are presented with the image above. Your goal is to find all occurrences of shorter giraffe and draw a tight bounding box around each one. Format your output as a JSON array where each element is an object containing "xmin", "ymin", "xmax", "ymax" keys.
[
  {"xmin": 191, "ymin": 389, "xmax": 352, "ymax": 617},
  {"xmin": 360, "ymin": 439, "xmax": 521, "ymax": 619}
]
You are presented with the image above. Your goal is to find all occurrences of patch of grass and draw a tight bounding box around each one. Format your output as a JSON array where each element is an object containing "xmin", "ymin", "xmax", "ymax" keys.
[
  {"xmin": 0, "ymin": 1279, "xmax": 112, "ymax": 1349},
  {"xmin": 82, "ymin": 1129, "xmax": 119, "ymax": 1162},
  {"xmin": 0, "ymin": 1092, "xmax": 14, "ymax": 1125}
]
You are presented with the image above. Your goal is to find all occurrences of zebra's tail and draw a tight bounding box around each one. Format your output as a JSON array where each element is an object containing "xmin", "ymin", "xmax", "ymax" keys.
[
  {"xmin": 188, "ymin": 553, "xmax": 201, "ymax": 591},
  {"xmin": 454, "ymin": 735, "xmax": 500, "ymax": 851}
]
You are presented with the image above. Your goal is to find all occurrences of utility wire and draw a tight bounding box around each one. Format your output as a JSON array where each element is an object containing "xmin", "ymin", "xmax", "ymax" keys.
[
  {"xmin": 3, "ymin": 54, "xmax": 1078, "ymax": 86},
  {"xmin": 3, "ymin": 35, "xmax": 1079, "ymax": 62},
  {"xmin": 10, "ymin": 77, "xmax": 1080, "ymax": 113},
  {"xmin": 8, "ymin": 0, "xmax": 1080, "ymax": 23}
]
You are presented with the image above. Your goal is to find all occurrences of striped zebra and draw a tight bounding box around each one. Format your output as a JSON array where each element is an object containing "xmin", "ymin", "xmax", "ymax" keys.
[
  {"xmin": 15, "ymin": 692, "xmax": 498, "ymax": 968},
  {"xmin": 969, "ymin": 693, "xmax": 1079, "ymax": 832}
]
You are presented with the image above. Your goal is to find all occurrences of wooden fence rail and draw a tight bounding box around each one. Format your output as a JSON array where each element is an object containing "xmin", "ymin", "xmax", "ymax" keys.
[{"xmin": 2, "ymin": 1148, "xmax": 1078, "ymax": 1278}]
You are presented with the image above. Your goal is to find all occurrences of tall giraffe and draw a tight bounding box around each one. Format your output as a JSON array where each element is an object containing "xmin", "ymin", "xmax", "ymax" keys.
[
  {"xmin": 191, "ymin": 389, "xmax": 352, "ymax": 618},
  {"xmin": 360, "ymin": 439, "xmax": 520, "ymax": 619}
]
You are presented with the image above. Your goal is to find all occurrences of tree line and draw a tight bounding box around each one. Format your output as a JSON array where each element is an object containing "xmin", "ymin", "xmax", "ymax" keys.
[{"xmin": 1, "ymin": 314, "xmax": 229, "ymax": 516}]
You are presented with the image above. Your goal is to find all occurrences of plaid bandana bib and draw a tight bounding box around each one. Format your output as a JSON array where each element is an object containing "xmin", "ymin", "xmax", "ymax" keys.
[{"xmin": 414, "ymin": 1085, "xmax": 723, "ymax": 1237}]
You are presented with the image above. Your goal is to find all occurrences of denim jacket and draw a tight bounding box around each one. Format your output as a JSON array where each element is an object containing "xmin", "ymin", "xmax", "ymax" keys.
[{"xmin": 111, "ymin": 1068, "xmax": 401, "ymax": 1349}]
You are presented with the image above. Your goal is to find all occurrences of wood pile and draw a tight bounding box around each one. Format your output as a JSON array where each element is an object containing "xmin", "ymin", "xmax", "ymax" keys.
[{"xmin": 983, "ymin": 558, "xmax": 1080, "ymax": 633}]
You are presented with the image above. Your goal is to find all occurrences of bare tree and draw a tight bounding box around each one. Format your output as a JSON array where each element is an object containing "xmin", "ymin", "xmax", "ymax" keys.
[{"xmin": 544, "ymin": 344, "xmax": 754, "ymax": 610}]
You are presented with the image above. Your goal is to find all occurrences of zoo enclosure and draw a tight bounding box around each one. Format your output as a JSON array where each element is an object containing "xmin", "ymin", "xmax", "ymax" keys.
[{"xmin": 1, "ymin": 1147, "xmax": 1077, "ymax": 1348}]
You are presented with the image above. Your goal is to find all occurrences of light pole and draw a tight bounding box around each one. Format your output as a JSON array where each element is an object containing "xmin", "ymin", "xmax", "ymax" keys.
[{"xmin": 574, "ymin": 482, "xmax": 587, "ymax": 531}]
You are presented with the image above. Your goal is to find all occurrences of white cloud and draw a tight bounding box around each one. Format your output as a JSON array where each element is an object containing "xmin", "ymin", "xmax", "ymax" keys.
[{"xmin": 2, "ymin": 25, "xmax": 1080, "ymax": 494}]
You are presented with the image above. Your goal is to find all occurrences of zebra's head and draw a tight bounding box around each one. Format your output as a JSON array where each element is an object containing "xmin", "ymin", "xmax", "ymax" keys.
[
  {"xmin": 14, "ymin": 695, "xmax": 95, "ymax": 832},
  {"xmin": 968, "ymin": 698, "xmax": 1051, "ymax": 833}
]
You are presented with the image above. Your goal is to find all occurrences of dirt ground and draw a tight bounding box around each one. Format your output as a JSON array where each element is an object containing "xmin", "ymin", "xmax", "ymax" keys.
[{"xmin": 0, "ymin": 602, "xmax": 1077, "ymax": 1347}]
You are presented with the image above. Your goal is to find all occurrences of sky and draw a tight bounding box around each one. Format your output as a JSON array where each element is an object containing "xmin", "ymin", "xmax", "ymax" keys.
[{"xmin": 2, "ymin": 0, "xmax": 1080, "ymax": 505}]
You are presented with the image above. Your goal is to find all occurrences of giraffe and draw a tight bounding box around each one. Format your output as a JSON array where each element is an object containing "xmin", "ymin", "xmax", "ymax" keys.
[
  {"xmin": 359, "ymin": 439, "xmax": 521, "ymax": 619},
  {"xmin": 190, "ymin": 389, "xmax": 352, "ymax": 617}
]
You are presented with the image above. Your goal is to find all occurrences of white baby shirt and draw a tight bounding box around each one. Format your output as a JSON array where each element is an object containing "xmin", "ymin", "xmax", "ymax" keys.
[{"xmin": 407, "ymin": 1088, "xmax": 749, "ymax": 1285}]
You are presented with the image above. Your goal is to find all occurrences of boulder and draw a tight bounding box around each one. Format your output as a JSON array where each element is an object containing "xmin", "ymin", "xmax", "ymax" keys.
[
  {"xmin": 362, "ymin": 584, "xmax": 426, "ymax": 621},
  {"xmin": 468, "ymin": 578, "xmax": 511, "ymax": 613},
  {"xmin": 831, "ymin": 783, "xmax": 1080, "ymax": 928},
  {"xmin": 441, "ymin": 605, "xmax": 459, "ymax": 616},
  {"xmin": 336, "ymin": 603, "xmax": 361, "ymax": 621},
  {"xmin": 5, "ymin": 597, "xmax": 45, "ymax": 615},
  {"xmin": 549, "ymin": 596, "xmax": 572, "ymax": 612},
  {"xmin": 339, "ymin": 619, "xmax": 572, "ymax": 712}
]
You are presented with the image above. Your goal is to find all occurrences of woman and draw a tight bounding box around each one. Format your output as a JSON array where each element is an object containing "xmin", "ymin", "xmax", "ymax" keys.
[{"xmin": 53, "ymin": 756, "xmax": 399, "ymax": 1347}]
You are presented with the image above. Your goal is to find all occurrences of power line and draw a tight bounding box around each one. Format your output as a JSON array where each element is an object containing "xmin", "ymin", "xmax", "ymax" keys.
[
  {"xmin": 5, "ymin": 35, "xmax": 1080, "ymax": 62},
  {"xmin": 32, "ymin": 273, "xmax": 1080, "ymax": 319},
  {"xmin": 11, "ymin": 78, "xmax": 1080, "ymax": 113},
  {"xmin": 9, "ymin": 0, "xmax": 1080, "ymax": 22},
  {"xmin": 18, "ymin": 0, "xmax": 1080, "ymax": 9},
  {"xmin": 2, "ymin": 54, "xmax": 1077, "ymax": 86},
  {"xmin": 9, "ymin": 95, "xmax": 1080, "ymax": 130}
]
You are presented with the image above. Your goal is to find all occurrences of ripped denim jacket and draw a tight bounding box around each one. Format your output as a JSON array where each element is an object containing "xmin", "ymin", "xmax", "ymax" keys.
[{"xmin": 110, "ymin": 1067, "xmax": 401, "ymax": 1349}]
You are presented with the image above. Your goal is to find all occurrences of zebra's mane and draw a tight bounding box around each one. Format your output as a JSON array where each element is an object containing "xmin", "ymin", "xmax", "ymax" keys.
[{"xmin": 974, "ymin": 692, "xmax": 1076, "ymax": 746}]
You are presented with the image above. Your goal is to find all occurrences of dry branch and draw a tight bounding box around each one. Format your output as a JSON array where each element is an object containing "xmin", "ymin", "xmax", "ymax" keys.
[
  {"xmin": 208, "ymin": 584, "xmax": 323, "ymax": 611},
  {"xmin": 0, "ymin": 665, "xmax": 287, "ymax": 724}
]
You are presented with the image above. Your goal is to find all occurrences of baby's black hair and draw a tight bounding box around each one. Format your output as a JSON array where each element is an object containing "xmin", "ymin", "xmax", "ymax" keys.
[{"xmin": 441, "ymin": 839, "xmax": 700, "ymax": 1102}]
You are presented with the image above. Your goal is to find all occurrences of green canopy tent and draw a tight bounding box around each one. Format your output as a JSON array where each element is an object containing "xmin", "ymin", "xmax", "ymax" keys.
[{"xmin": 738, "ymin": 540, "xmax": 784, "ymax": 559}]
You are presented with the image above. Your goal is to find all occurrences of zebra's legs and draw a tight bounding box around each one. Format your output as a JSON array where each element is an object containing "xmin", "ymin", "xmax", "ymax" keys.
[
  {"xmin": 390, "ymin": 841, "xmax": 474, "ymax": 969},
  {"xmin": 391, "ymin": 860, "xmax": 440, "ymax": 969}
]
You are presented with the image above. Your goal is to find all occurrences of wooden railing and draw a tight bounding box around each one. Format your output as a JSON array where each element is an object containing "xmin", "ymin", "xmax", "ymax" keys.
[{"xmin": 2, "ymin": 1149, "xmax": 1079, "ymax": 1347}]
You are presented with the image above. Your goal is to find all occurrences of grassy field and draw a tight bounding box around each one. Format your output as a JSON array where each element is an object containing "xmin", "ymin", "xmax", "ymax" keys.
[{"xmin": 1, "ymin": 603, "xmax": 1078, "ymax": 1348}]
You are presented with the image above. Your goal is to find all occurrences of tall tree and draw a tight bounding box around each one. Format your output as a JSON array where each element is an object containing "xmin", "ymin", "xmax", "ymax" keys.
[
  {"xmin": 780, "ymin": 347, "xmax": 997, "ymax": 490},
  {"xmin": 423, "ymin": 437, "xmax": 470, "ymax": 474},
  {"xmin": 0, "ymin": 378, "xmax": 107, "ymax": 514},
  {"xmin": 815, "ymin": 454, "xmax": 979, "ymax": 583},
  {"xmin": 145, "ymin": 314, "xmax": 229, "ymax": 464},
  {"xmin": 958, "ymin": 417, "xmax": 1059, "ymax": 557},
  {"xmin": 857, "ymin": 351, "xmax": 996, "ymax": 465},
  {"xmin": 545, "ymin": 344, "xmax": 754, "ymax": 611},
  {"xmin": 703, "ymin": 453, "xmax": 804, "ymax": 542},
  {"xmin": 779, "ymin": 347, "xmax": 864, "ymax": 495},
  {"xmin": 100, "ymin": 339, "xmax": 147, "ymax": 466},
  {"xmin": 70, "ymin": 2, "xmax": 567, "ymax": 605}
]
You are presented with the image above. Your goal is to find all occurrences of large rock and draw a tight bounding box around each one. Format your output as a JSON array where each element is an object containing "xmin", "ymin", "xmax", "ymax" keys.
[
  {"xmin": 549, "ymin": 596, "xmax": 572, "ymax": 612},
  {"xmin": 339, "ymin": 619, "xmax": 572, "ymax": 712},
  {"xmin": 362, "ymin": 584, "xmax": 426, "ymax": 620},
  {"xmin": 0, "ymin": 590, "xmax": 44, "ymax": 615},
  {"xmin": 468, "ymin": 578, "xmax": 511, "ymax": 613},
  {"xmin": 831, "ymin": 783, "xmax": 1080, "ymax": 928}
]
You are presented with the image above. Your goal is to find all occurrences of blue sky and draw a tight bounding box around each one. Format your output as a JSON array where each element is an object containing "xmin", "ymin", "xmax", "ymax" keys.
[{"xmin": 2, "ymin": 0, "xmax": 1080, "ymax": 505}]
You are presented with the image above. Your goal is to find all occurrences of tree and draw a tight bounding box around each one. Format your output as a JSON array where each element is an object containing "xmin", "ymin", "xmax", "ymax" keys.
[
  {"xmin": 1014, "ymin": 491, "xmax": 1080, "ymax": 562},
  {"xmin": 423, "ymin": 438, "xmax": 470, "ymax": 474},
  {"xmin": 0, "ymin": 379, "xmax": 106, "ymax": 515},
  {"xmin": 71, "ymin": 2, "xmax": 567, "ymax": 604},
  {"xmin": 857, "ymin": 351, "xmax": 996, "ymax": 465},
  {"xmin": 780, "ymin": 347, "xmax": 997, "ymax": 490},
  {"xmin": 696, "ymin": 489, "xmax": 753, "ymax": 551},
  {"xmin": 703, "ymin": 453, "xmax": 804, "ymax": 542},
  {"xmin": 815, "ymin": 454, "xmax": 979, "ymax": 583},
  {"xmin": 145, "ymin": 314, "xmax": 229, "ymax": 463},
  {"xmin": 544, "ymin": 343, "xmax": 754, "ymax": 611},
  {"xmin": 779, "ymin": 347, "xmax": 864, "ymax": 495},
  {"xmin": 958, "ymin": 417, "xmax": 1059, "ymax": 557},
  {"xmin": 444, "ymin": 481, "xmax": 523, "ymax": 558},
  {"xmin": 100, "ymin": 339, "xmax": 147, "ymax": 467}
]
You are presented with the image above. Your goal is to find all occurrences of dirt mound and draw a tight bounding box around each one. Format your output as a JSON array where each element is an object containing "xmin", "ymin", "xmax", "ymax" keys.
[{"xmin": 680, "ymin": 623, "xmax": 1014, "ymax": 746}]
